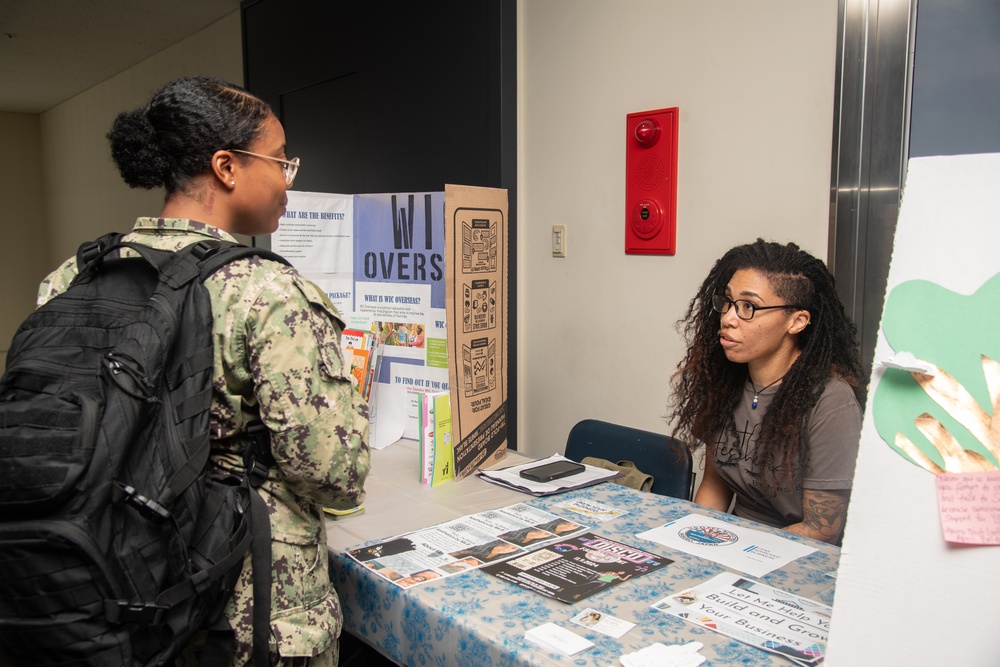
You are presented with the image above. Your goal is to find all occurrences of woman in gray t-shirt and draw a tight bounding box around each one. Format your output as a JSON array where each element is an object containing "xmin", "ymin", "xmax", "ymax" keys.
[{"xmin": 669, "ymin": 239, "xmax": 864, "ymax": 544}]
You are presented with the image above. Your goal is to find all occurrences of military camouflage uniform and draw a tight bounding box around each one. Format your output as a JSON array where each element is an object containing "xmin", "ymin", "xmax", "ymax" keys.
[{"xmin": 38, "ymin": 218, "xmax": 371, "ymax": 666}]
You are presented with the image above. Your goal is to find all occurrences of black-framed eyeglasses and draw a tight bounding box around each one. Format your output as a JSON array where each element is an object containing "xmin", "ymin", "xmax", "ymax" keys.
[
  {"xmin": 711, "ymin": 294, "xmax": 803, "ymax": 321},
  {"xmin": 229, "ymin": 149, "xmax": 300, "ymax": 187}
]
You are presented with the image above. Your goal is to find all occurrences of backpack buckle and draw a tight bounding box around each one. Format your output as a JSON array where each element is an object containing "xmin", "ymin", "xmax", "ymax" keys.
[
  {"xmin": 191, "ymin": 239, "xmax": 223, "ymax": 260},
  {"xmin": 106, "ymin": 599, "xmax": 167, "ymax": 625},
  {"xmin": 77, "ymin": 234, "xmax": 122, "ymax": 270},
  {"xmin": 243, "ymin": 420, "xmax": 274, "ymax": 488},
  {"xmin": 246, "ymin": 456, "xmax": 271, "ymax": 488},
  {"xmin": 120, "ymin": 484, "xmax": 170, "ymax": 521},
  {"xmin": 78, "ymin": 241, "xmax": 105, "ymax": 266}
]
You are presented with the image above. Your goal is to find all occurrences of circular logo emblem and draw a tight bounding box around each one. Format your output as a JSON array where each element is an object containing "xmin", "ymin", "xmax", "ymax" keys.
[
  {"xmin": 585, "ymin": 551, "xmax": 620, "ymax": 564},
  {"xmin": 678, "ymin": 525, "xmax": 739, "ymax": 546}
]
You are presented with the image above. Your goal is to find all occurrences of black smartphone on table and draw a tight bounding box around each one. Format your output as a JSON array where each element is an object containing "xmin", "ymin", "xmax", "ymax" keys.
[{"xmin": 519, "ymin": 460, "xmax": 586, "ymax": 483}]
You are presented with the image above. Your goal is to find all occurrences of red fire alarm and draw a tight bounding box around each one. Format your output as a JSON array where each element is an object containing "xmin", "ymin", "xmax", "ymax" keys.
[{"xmin": 625, "ymin": 107, "xmax": 678, "ymax": 255}]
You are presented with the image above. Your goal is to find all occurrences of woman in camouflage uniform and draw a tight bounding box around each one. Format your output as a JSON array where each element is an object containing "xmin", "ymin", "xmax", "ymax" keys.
[{"xmin": 38, "ymin": 76, "xmax": 370, "ymax": 666}]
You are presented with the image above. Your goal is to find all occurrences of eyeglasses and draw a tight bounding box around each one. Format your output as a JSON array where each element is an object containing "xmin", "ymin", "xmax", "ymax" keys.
[
  {"xmin": 229, "ymin": 149, "xmax": 300, "ymax": 187},
  {"xmin": 711, "ymin": 294, "xmax": 803, "ymax": 321}
]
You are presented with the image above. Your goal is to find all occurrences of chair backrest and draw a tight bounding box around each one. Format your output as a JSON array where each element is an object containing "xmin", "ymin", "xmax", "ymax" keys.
[{"xmin": 564, "ymin": 419, "xmax": 693, "ymax": 500}]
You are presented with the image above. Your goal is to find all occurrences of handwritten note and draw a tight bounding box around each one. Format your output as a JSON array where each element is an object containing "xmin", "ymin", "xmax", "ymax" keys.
[{"xmin": 936, "ymin": 470, "xmax": 1000, "ymax": 545}]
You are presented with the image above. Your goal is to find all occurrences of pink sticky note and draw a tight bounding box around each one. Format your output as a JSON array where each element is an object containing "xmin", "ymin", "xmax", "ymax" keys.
[{"xmin": 936, "ymin": 470, "xmax": 1000, "ymax": 546}]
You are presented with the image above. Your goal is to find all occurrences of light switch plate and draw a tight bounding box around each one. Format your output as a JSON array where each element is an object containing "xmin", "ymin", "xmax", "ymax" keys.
[{"xmin": 552, "ymin": 224, "xmax": 567, "ymax": 257}]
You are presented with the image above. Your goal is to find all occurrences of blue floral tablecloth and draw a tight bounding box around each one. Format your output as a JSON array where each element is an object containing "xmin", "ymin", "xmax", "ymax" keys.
[{"xmin": 330, "ymin": 484, "xmax": 839, "ymax": 667}]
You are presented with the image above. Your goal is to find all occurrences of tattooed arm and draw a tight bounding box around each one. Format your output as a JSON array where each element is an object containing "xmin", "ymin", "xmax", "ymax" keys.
[
  {"xmin": 694, "ymin": 453, "xmax": 735, "ymax": 513},
  {"xmin": 784, "ymin": 488, "xmax": 851, "ymax": 544}
]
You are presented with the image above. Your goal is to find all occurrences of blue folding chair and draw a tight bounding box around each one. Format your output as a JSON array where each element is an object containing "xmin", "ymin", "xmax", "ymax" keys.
[{"xmin": 564, "ymin": 419, "xmax": 693, "ymax": 500}]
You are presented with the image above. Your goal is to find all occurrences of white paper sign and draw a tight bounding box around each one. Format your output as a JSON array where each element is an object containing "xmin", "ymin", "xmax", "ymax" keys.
[
  {"xmin": 637, "ymin": 513, "xmax": 816, "ymax": 577},
  {"xmin": 274, "ymin": 191, "xmax": 353, "ymax": 275}
]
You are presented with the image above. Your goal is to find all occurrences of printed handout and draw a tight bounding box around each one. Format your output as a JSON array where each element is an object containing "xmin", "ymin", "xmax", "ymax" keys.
[
  {"xmin": 481, "ymin": 532, "xmax": 672, "ymax": 604},
  {"xmin": 652, "ymin": 572, "xmax": 831, "ymax": 666},
  {"xmin": 637, "ymin": 513, "xmax": 817, "ymax": 577},
  {"xmin": 347, "ymin": 503, "xmax": 587, "ymax": 588}
]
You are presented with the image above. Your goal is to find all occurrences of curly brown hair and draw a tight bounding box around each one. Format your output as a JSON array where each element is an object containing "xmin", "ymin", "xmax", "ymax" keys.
[{"xmin": 669, "ymin": 239, "xmax": 864, "ymax": 478}]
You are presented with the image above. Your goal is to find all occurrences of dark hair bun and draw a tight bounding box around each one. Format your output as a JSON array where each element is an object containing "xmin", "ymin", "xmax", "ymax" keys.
[
  {"xmin": 107, "ymin": 109, "xmax": 170, "ymax": 190},
  {"xmin": 105, "ymin": 77, "xmax": 274, "ymax": 194}
]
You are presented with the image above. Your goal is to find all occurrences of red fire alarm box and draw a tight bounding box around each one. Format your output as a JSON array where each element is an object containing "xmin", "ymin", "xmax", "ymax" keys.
[{"xmin": 625, "ymin": 107, "xmax": 678, "ymax": 255}]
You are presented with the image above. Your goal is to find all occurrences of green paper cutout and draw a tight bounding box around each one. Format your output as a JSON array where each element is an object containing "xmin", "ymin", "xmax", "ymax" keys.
[{"xmin": 873, "ymin": 271, "xmax": 1000, "ymax": 470}]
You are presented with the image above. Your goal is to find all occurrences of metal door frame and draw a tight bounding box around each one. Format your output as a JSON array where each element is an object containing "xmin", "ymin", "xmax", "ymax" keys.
[{"xmin": 828, "ymin": 0, "xmax": 918, "ymax": 382}]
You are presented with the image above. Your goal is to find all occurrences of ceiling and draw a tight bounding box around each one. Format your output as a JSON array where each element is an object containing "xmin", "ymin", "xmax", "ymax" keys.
[{"xmin": 0, "ymin": 0, "xmax": 243, "ymax": 114}]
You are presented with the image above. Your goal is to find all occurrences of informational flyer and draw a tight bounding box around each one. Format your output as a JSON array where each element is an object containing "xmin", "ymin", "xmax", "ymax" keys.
[
  {"xmin": 273, "ymin": 191, "xmax": 354, "ymax": 315},
  {"xmin": 637, "ymin": 513, "xmax": 817, "ymax": 578},
  {"xmin": 353, "ymin": 191, "xmax": 449, "ymax": 396},
  {"xmin": 652, "ymin": 572, "xmax": 832, "ymax": 666},
  {"xmin": 347, "ymin": 503, "xmax": 587, "ymax": 589},
  {"xmin": 481, "ymin": 533, "xmax": 672, "ymax": 604},
  {"xmin": 445, "ymin": 184, "xmax": 510, "ymax": 478}
]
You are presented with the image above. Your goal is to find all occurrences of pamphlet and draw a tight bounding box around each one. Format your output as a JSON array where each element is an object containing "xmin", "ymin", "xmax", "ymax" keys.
[
  {"xmin": 430, "ymin": 391, "xmax": 454, "ymax": 486},
  {"xmin": 418, "ymin": 392, "xmax": 436, "ymax": 484},
  {"xmin": 481, "ymin": 532, "xmax": 671, "ymax": 604},
  {"xmin": 347, "ymin": 502, "xmax": 588, "ymax": 588},
  {"xmin": 637, "ymin": 513, "xmax": 817, "ymax": 577},
  {"xmin": 652, "ymin": 572, "xmax": 831, "ymax": 666}
]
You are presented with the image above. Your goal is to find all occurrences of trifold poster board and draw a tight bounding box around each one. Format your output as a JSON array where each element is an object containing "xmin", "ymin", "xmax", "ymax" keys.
[
  {"xmin": 271, "ymin": 185, "xmax": 508, "ymax": 479},
  {"xmin": 825, "ymin": 154, "xmax": 1000, "ymax": 667}
]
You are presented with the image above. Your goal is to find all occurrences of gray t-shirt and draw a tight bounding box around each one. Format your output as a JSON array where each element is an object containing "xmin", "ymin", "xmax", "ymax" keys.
[{"xmin": 710, "ymin": 378, "xmax": 862, "ymax": 527}]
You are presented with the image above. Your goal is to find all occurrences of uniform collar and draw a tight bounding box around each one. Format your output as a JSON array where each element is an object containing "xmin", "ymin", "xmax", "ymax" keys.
[{"xmin": 132, "ymin": 217, "xmax": 240, "ymax": 244}]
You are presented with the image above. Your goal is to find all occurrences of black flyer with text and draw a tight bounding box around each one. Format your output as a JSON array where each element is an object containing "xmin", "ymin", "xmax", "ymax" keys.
[{"xmin": 481, "ymin": 532, "xmax": 671, "ymax": 604}]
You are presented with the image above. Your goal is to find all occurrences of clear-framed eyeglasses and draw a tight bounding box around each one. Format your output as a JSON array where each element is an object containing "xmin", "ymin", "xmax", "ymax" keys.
[
  {"xmin": 711, "ymin": 294, "xmax": 803, "ymax": 321},
  {"xmin": 229, "ymin": 149, "xmax": 300, "ymax": 187}
]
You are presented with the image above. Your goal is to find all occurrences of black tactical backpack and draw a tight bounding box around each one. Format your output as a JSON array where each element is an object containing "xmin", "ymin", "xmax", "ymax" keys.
[{"xmin": 0, "ymin": 234, "xmax": 288, "ymax": 666}]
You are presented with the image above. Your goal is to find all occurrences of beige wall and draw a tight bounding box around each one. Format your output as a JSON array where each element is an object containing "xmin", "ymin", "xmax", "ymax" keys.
[
  {"xmin": 0, "ymin": 12, "xmax": 242, "ymax": 373},
  {"xmin": 41, "ymin": 12, "xmax": 245, "ymax": 266},
  {"xmin": 515, "ymin": 0, "xmax": 839, "ymax": 457},
  {"xmin": 0, "ymin": 112, "xmax": 48, "ymax": 371}
]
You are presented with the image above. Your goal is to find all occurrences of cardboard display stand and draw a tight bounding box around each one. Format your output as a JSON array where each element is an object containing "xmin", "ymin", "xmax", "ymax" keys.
[{"xmin": 444, "ymin": 185, "xmax": 510, "ymax": 478}]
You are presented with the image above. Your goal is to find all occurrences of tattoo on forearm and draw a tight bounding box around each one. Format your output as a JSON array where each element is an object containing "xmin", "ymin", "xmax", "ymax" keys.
[{"xmin": 801, "ymin": 491, "xmax": 849, "ymax": 538}]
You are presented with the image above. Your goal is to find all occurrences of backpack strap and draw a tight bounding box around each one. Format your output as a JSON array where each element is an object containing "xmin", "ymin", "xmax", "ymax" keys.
[
  {"xmin": 187, "ymin": 239, "xmax": 291, "ymax": 279},
  {"xmin": 193, "ymin": 240, "xmax": 291, "ymax": 666},
  {"xmin": 186, "ymin": 239, "xmax": 289, "ymax": 667},
  {"xmin": 189, "ymin": 240, "xmax": 288, "ymax": 667},
  {"xmin": 243, "ymin": 419, "xmax": 275, "ymax": 667},
  {"xmin": 74, "ymin": 238, "xmax": 204, "ymax": 290}
]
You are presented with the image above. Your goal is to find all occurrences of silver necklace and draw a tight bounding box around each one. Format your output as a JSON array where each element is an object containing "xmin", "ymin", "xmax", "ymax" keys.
[{"xmin": 749, "ymin": 374, "xmax": 785, "ymax": 409}]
